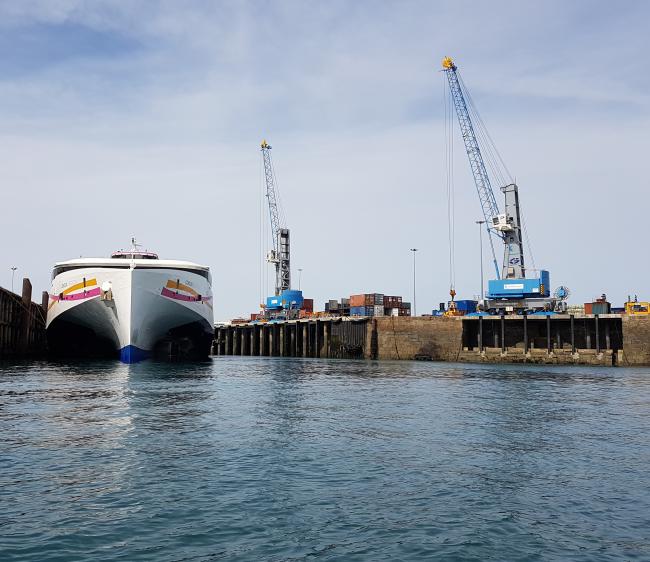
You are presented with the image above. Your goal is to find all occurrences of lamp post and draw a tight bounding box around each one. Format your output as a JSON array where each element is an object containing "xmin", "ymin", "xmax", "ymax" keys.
[
  {"xmin": 11, "ymin": 267, "xmax": 17, "ymax": 293},
  {"xmin": 409, "ymin": 248, "xmax": 418, "ymax": 316},
  {"xmin": 475, "ymin": 221, "xmax": 485, "ymax": 300},
  {"xmin": 298, "ymin": 268, "xmax": 303, "ymax": 291}
]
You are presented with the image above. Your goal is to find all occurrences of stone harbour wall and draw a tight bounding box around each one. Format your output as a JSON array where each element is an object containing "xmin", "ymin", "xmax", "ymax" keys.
[{"xmin": 366, "ymin": 316, "xmax": 463, "ymax": 361}]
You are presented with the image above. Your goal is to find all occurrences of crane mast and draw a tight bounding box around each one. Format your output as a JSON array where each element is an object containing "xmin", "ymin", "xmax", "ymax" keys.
[
  {"xmin": 442, "ymin": 56, "xmax": 525, "ymax": 281},
  {"xmin": 261, "ymin": 140, "xmax": 291, "ymax": 296}
]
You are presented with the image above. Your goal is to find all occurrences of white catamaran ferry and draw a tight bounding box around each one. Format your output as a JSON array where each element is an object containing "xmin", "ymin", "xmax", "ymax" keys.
[{"xmin": 46, "ymin": 242, "xmax": 214, "ymax": 363}]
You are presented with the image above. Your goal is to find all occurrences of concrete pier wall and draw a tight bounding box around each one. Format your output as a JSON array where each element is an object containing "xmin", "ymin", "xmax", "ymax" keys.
[
  {"xmin": 620, "ymin": 316, "xmax": 650, "ymax": 366},
  {"xmin": 366, "ymin": 316, "xmax": 463, "ymax": 361},
  {"xmin": 0, "ymin": 280, "xmax": 47, "ymax": 358},
  {"xmin": 214, "ymin": 314, "xmax": 650, "ymax": 367}
]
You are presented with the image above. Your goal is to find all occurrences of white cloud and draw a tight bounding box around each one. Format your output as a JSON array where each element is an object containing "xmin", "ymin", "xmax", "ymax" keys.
[{"xmin": 1, "ymin": 1, "xmax": 649, "ymax": 316}]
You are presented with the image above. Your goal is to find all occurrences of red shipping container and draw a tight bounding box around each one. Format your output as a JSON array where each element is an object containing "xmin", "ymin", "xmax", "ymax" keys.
[
  {"xmin": 350, "ymin": 294, "xmax": 366, "ymax": 307},
  {"xmin": 302, "ymin": 298, "xmax": 314, "ymax": 313}
]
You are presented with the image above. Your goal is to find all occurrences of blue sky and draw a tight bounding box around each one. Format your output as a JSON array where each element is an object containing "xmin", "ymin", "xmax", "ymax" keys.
[{"xmin": 1, "ymin": 1, "xmax": 649, "ymax": 318}]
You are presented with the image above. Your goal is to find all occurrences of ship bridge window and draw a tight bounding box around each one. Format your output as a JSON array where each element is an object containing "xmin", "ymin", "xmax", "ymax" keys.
[{"xmin": 52, "ymin": 264, "xmax": 211, "ymax": 281}]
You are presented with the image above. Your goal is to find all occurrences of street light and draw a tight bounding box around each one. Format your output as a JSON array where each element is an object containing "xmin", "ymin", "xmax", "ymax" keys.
[
  {"xmin": 298, "ymin": 268, "xmax": 303, "ymax": 291},
  {"xmin": 409, "ymin": 249, "xmax": 418, "ymax": 316},
  {"xmin": 10, "ymin": 267, "xmax": 17, "ymax": 293},
  {"xmin": 475, "ymin": 221, "xmax": 485, "ymax": 300}
]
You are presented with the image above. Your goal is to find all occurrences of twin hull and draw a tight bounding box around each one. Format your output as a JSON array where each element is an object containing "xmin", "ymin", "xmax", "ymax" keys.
[{"xmin": 46, "ymin": 266, "xmax": 214, "ymax": 362}]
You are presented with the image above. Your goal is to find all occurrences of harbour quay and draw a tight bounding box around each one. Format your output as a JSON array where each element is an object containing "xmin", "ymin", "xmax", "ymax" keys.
[{"xmin": 213, "ymin": 314, "xmax": 650, "ymax": 367}]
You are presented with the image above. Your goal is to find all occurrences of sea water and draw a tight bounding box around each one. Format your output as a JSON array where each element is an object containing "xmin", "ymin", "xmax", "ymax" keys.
[{"xmin": 1, "ymin": 358, "xmax": 649, "ymax": 561}]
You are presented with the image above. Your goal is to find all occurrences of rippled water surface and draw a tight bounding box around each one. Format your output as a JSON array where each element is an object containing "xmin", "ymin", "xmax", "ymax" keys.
[{"xmin": 2, "ymin": 358, "xmax": 650, "ymax": 561}]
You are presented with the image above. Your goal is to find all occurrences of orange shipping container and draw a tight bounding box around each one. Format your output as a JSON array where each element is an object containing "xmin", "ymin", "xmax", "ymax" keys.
[{"xmin": 350, "ymin": 294, "xmax": 366, "ymax": 307}]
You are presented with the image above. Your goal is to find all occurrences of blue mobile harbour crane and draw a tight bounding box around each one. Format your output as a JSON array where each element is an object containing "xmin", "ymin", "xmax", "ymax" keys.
[
  {"xmin": 442, "ymin": 56, "xmax": 565, "ymax": 315},
  {"xmin": 260, "ymin": 140, "xmax": 304, "ymax": 320}
]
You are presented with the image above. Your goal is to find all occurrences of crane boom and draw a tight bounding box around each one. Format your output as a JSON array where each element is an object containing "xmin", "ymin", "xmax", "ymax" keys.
[
  {"xmin": 261, "ymin": 140, "xmax": 291, "ymax": 296},
  {"xmin": 442, "ymin": 56, "xmax": 526, "ymax": 280},
  {"xmin": 442, "ymin": 57, "xmax": 500, "ymax": 228}
]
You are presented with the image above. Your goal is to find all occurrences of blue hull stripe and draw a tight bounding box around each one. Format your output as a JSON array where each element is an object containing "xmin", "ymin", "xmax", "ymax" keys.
[{"xmin": 119, "ymin": 345, "xmax": 151, "ymax": 363}]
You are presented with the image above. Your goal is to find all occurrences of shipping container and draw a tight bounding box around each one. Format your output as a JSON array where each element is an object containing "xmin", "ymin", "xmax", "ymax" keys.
[
  {"xmin": 387, "ymin": 307, "xmax": 400, "ymax": 316},
  {"xmin": 455, "ymin": 300, "xmax": 478, "ymax": 313},
  {"xmin": 383, "ymin": 295, "xmax": 403, "ymax": 307},
  {"xmin": 350, "ymin": 293, "xmax": 384, "ymax": 307},
  {"xmin": 400, "ymin": 301, "xmax": 411, "ymax": 309},
  {"xmin": 398, "ymin": 308, "xmax": 411, "ymax": 316},
  {"xmin": 250, "ymin": 313, "xmax": 261, "ymax": 321},
  {"xmin": 373, "ymin": 305, "xmax": 384, "ymax": 317},
  {"xmin": 340, "ymin": 298, "xmax": 350, "ymax": 306},
  {"xmin": 350, "ymin": 305, "xmax": 374, "ymax": 316},
  {"xmin": 584, "ymin": 303, "xmax": 593, "ymax": 315},
  {"xmin": 303, "ymin": 298, "xmax": 314, "ymax": 313}
]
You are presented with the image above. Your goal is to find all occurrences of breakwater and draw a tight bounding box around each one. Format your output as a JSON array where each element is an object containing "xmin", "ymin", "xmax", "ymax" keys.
[
  {"xmin": 214, "ymin": 314, "xmax": 650, "ymax": 366},
  {"xmin": 0, "ymin": 280, "xmax": 47, "ymax": 358}
]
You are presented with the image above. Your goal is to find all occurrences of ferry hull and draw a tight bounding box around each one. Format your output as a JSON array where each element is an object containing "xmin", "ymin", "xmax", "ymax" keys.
[{"xmin": 47, "ymin": 266, "xmax": 213, "ymax": 363}]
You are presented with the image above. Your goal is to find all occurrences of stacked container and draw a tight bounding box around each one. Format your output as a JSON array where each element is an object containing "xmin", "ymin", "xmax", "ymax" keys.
[
  {"xmin": 350, "ymin": 293, "xmax": 384, "ymax": 307},
  {"xmin": 350, "ymin": 305, "xmax": 375, "ymax": 316},
  {"xmin": 383, "ymin": 295, "xmax": 403, "ymax": 316}
]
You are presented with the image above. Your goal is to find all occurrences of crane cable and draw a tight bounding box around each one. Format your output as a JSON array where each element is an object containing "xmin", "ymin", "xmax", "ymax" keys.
[
  {"xmin": 459, "ymin": 73, "xmax": 537, "ymax": 273},
  {"xmin": 259, "ymin": 154, "xmax": 267, "ymax": 306},
  {"xmin": 444, "ymin": 73, "xmax": 456, "ymax": 294}
]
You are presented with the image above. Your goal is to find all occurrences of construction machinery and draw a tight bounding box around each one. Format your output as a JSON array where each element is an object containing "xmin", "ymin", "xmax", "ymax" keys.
[
  {"xmin": 260, "ymin": 140, "xmax": 303, "ymax": 319},
  {"xmin": 625, "ymin": 296, "xmax": 650, "ymax": 316},
  {"xmin": 442, "ymin": 56, "xmax": 564, "ymax": 314}
]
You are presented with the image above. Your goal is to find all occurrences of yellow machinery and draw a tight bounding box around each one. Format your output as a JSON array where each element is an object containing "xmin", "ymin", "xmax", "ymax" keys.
[
  {"xmin": 625, "ymin": 299, "xmax": 650, "ymax": 316},
  {"xmin": 444, "ymin": 288, "xmax": 464, "ymax": 317}
]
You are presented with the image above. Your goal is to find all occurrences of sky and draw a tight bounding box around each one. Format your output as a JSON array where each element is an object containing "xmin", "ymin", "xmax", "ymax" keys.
[{"xmin": 1, "ymin": 0, "xmax": 649, "ymax": 320}]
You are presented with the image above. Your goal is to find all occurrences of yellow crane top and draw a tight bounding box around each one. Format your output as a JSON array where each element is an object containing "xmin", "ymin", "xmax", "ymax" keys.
[
  {"xmin": 442, "ymin": 56, "xmax": 455, "ymax": 70},
  {"xmin": 261, "ymin": 139, "xmax": 271, "ymax": 149}
]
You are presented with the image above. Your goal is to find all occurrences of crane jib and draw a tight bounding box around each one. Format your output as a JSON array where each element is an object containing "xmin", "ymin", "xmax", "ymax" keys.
[
  {"xmin": 443, "ymin": 65, "xmax": 526, "ymax": 281},
  {"xmin": 261, "ymin": 142, "xmax": 291, "ymax": 296}
]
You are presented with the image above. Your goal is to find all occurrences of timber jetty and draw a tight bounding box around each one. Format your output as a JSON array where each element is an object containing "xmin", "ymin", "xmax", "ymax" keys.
[{"xmin": 0, "ymin": 279, "xmax": 47, "ymax": 359}]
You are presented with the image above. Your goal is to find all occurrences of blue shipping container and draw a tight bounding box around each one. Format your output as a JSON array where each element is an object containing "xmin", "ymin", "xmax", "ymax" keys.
[
  {"xmin": 350, "ymin": 306, "xmax": 374, "ymax": 316},
  {"xmin": 455, "ymin": 300, "xmax": 478, "ymax": 313}
]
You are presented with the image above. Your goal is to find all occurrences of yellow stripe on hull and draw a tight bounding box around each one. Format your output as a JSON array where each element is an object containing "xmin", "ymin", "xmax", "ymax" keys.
[
  {"xmin": 62, "ymin": 278, "xmax": 98, "ymax": 295},
  {"xmin": 165, "ymin": 279, "xmax": 198, "ymax": 297}
]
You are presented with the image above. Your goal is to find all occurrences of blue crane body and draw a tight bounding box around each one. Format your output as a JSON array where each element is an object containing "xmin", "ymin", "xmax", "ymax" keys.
[{"xmin": 442, "ymin": 57, "xmax": 557, "ymax": 313}]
